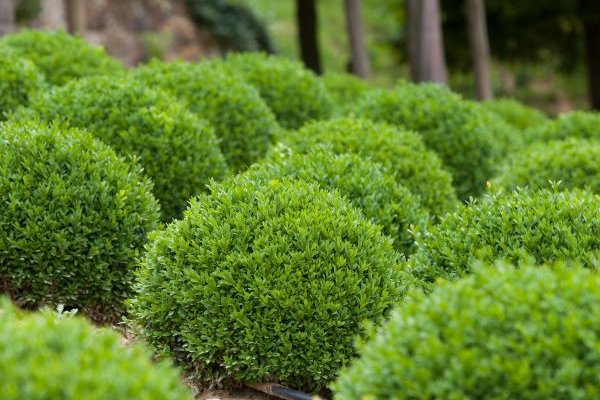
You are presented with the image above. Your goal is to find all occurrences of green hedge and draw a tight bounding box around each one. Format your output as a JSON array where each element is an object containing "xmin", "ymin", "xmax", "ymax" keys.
[
  {"xmin": 0, "ymin": 299, "xmax": 192, "ymax": 400},
  {"xmin": 0, "ymin": 121, "xmax": 160, "ymax": 322},
  {"xmin": 129, "ymin": 176, "xmax": 404, "ymax": 391},
  {"xmin": 320, "ymin": 72, "xmax": 371, "ymax": 116},
  {"xmin": 249, "ymin": 146, "xmax": 429, "ymax": 255},
  {"xmin": 0, "ymin": 46, "xmax": 44, "ymax": 120},
  {"xmin": 0, "ymin": 29, "xmax": 124, "ymax": 86},
  {"xmin": 525, "ymin": 111, "xmax": 600, "ymax": 144},
  {"xmin": 410, "ymin": 188, "xmax": 600, "ymax": 291},
  {"xmin": 22, "ymin": 76, "xmax": 228, "ymax": 221},
  {"xmin": 482, "ymin": 98, "xmax": 549, "ymax": 131},
  {"xmin": 334, "ymin": 263, "xmax": 600, "ymax": 399},
  {"xmin": 282, "ymin": 117, "xmax": 458, "ymax": 219},
  {"xmin": 223, "ymin": 53, "xmax": 333, "ymax": 129},
  {"xmin": 493, "ymin": 138, "xmax": 600, "ymax": 194},
  {"xmin": 356, "ymin": 82, "xmax": 521, "ymax": 199},
  {"xmin": 132, "ymin": 59, "xmax": 278, "ymax": 171}
]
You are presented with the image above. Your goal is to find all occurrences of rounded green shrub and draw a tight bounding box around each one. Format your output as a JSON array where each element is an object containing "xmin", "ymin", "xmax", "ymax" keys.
[
  {"xmin": 0, "ymin": 46, "xmax": 45, "ymax": 119},
  {"xmin": 321, "ymin": 72, "xmax": 371, "ymax": 116},
  {"xmin": 494, "ymin": 138, "xmax": 600, "ymax": 194},
  {"xmin": 132, "ymin": 59, "xmax": 278, "ymax": 171},
  {"xmin": 22, "ymin": 76, "xmax": 228, "ymax": 221},
  {"xmin": 0, "ymin": 29, "xmax": 124, "ymax": 86},
  {"xmin": 0, "ymin": 121, "xmax": 160, "ymax": 322},
  {"xmin": 483, "ymin": 98, "xmax": 549, "ymax": 131},
  {"xmin": 410, "ymin": 188, "xmax": 600, "ymax": 291},
  {"xmin": 282, "ymin": 117, "xmax": 458, "ymax": 219},
  {"xmin": 223, "ymin": 53, "xmax": 333, "ymax": 129},
  {"xmin": 129, "ymin": 176, "xmax": 405, "ymax": 391},
  {"xmin": 0, "ymin": 299, "xmax": 192, "ymax": 400},
  {"xmin": 356, "ymin": 82, "xmax": 521, "ymax": 199},
  {"xmin": 334, "ymin": 263, "xmax": 600, "ymax": 400},
  {"xmin": 249, "ymin": 145, "xmax": 429, "ymax": 255},
  {"xmin": 525, "ymin": 111, "xmax": 600, "ymax": 144}
]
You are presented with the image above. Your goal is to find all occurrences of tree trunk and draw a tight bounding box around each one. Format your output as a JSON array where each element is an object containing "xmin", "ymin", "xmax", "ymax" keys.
[
  {"xmin": 296, "ymin": 0, "xmax": 322, "ymax": 74},
  {"xmin": 344, "ymin": 0, "xmax": 370, "ymax": 79},
  {"xmin": 405, "ymin": 0, "xmax": 448, "ymax": 84},
  {"xmin": 581, "ymin": 0, "xmax": 600, "ymax": 110},
  {"xmin": 65, "ymin": 0, "xmax": 86, "ymax": 35},
  {"xmin": 0, "ymin": 0, "xmax": 15, "ymax": 36},
  {"xmin": 466, "ymin": 0, "xmax": 493, "ymax": 100}
]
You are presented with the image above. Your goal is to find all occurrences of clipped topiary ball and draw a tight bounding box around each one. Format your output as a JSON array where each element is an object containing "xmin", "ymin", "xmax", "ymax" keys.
[
  {"xmin": 321, "ymin": 72, "xmax": 371, "ymax": 116},
  {"xmin": 493, "ymin": 138, "xmax": 600, "ymax": 194},
  {"xmin": 0, "ymin": 121, "xmax": 160, "ymax": 322},
  {"xmin": 249, "ymin": 145, "xmax": 429, "ymax": 255},
  {"xmin": 0, "ymin": 29, "xmax": 124, "ymax": 86},
  {"xmin": 0, "ymin": 46, "xmax": 44, "ymax": 119},
  {"xmin": 410, "ymin": 188, "xmax": 600, "ymax": 291},
  {"xmin": 525, "ymin": 111, "xmax": 600, "ymax": 144},
  {"xmin": 334, "ymin": 263, "xmax": 600, "ymax": 400},
  {"xmin": 223, "ymin": 52, "xmax": 333, "ymax": 129},
  {"xmin": 129, "ymin": 176, "xmax": 405, "ymax": 391},
  {"xmin": 282, "ymin": 117, "xmax": 458, "ymax": 219},
  {"xmin": 132, "ymin": 59, "xmax": 278, "ymax": 171},
  {"xmin": 482, "ymin": 98, "xmax": 549, "ymax": 131},
  {"xmin": 356, "ymin": 82, "xmax": 520, "ymax": 199},
  {"xmin": 22, "ymin": 76, "xmax": 228, "ymax": 221},
  {"xmin": 0, "ymin": 299, "xmax": 192, "ymax": 400}
]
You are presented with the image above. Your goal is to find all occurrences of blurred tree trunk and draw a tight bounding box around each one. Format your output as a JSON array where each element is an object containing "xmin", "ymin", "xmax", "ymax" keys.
[
  {"xmin": 406, "ymin": 0, "xmax": 448, "ymax": 84},
  {"xmin": 296, "ymin": 0, "xmax": 322, "ymax": 74},
  {"xmin": 0, "ymin": 0, "xmax": 16, "ymax": 36},
  {"xmin": 65, "ymin": 0, "xmax": 86, "ymax": 35},
  {"xmin": 344, "ymin": 0, "xmax": 370, "ymax": 78},
  {"xmin": 466, "ymin": 0, "xmax": 493, "ymax": 100},
  {"xmin": 581, "ymin": 0, "xmax": 600, "ymax": 110}
]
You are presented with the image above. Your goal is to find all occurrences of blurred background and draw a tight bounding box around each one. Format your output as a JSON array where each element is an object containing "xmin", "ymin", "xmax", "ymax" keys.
[{"xmin": 1, "ymin": 0, "xmax": 598, "ymax": 115}]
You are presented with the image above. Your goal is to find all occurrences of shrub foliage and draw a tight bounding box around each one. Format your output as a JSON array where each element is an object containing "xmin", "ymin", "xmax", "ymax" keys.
[
  {"xmin": 129, "ymin": 176, "xmax": 404, "ymax": 391},
  {"xmin": 334, "ymin": 264, "xmax": 600, "ymax": 399},
  {"xmin": 525, "ymin": 111, "xmax": 600, "ymax": 144},
  {"xmin": 0, "ymin": 121, "xmax": 160, "ymax": 322},
  {"xmin": 483, "ymin": 98, "xmax": 549, "ymax": 131},
  {"xmin": 0, "ymin": 46, "xmax": 44, "ymax": 119}
]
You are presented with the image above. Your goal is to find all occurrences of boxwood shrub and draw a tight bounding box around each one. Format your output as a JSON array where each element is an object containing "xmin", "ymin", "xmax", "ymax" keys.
[
  {"xmin": 0, "ymin": 29, "xmax": 124, "ymax": 86},
  {"xmin": 334, "ymin": 263, "xmax": 600, "ymax": 400},
  {"xmin": 250, "ymin": 146, "xmax": 429, "ymax": 255},
  {"xmin": 0, "ymin": 46, "xmax": 44, "ymax": 119},
  {"xmin": 321, "ymin": 72, "xmax": 371, "ymax": 116},
  {"xmin": 410, "ymin": 188, "xmax": 600, "ymax": 291},
  {"xmin": 482, "ymin": 98, "xmax": 549, "ymax": 131},
  {"xmin": 356, "ymin": 82, "xmax": 521, "ymax": 199},
  {"xmin": 129, "ymin": 176, "xmax": 405, "ymax": 391},
  {"xmin": 493, "ymin": 138, "xmax": 600, "ymax": 194},
  {"xmin": 223, "ymin": 53, "xmax": 333, "ymax": 129},
  {"xmin": 0, "ymin": 121, "xmax": 160, "ymax": 322},
  {"xmin": 22, "ymin": 76, "xmax": 228, "ymax": 220},
  {"xmin": 0, "ymin": 299, "xmax": 192, "ymax": 400},
  {"xmin": 282, "ymin": 117, "xmax": 458, "ymax": 219},
  {"xmin": 132, "ymin": 59, "xmax": 278, "ymax": 171},
  {"xmin": 525, "ymin": 111, "xmax": 600, "ymax": 144}
]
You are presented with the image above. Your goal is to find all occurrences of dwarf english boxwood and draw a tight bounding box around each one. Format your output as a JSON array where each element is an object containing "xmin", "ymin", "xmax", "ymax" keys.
[
  {"xmin": 129, "ymin": 176, "xmax": 405, "ymax": 391},
  {"xmin": 410, "ymin": 188, "xmax": 600, "ymax": 291},
  {"xmin": 21, "ymin": 76, "xmax": 228, "ymax": 221},
  {"xmin": 0, "ymin": 29, "xmax": 124, "ymax": 86},
  {"xmin": 525, "ymin": 111, "xmax": 600, "ymax": 144},
  {"xmin": 0, "ymin": 298, "xmax": 192, "ymax": 400},
  {"xmin": 356, "ymin": 82, "xmax": 521, "ymax": 199},
  {"xmin": 132, "ymin": 59, "xmax": 278, "ymax": 171},
  {"xmin": 282, "ymin": 117, "xmax": 458, "ymax": 219},
  {"xmin": 0, "ymin": 46, "xmax": 44, "ymax": 119},
  {"xmin": 0, "ymin": 121, "xmax": 160, "ymax": 322},
  {"xmin": 493, "ymin": 138, "xmax": 600, "ymax": 194},
  {"xmin": 334, "ymin": 263, "xmax": 600, "ymax": 400},
  {"xmin": 320, "ymin": 72, "xmax": 371, "ymax": 116},
  {"xmin": 482, "ymin": 98, "xmax": 549, "ymax": 131},
  {"xmin": 223, "ymin": 52, "xmax": 333, "ymax": 129},
  {"xmin": 249, "ymin": 145, "xmax": 429, "ymax": 255}
]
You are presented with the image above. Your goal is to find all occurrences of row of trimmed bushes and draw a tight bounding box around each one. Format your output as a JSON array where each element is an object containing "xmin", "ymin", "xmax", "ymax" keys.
[{"xmin": 2, "ymin": 29, "xmax": 600, "ymax": 399}]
